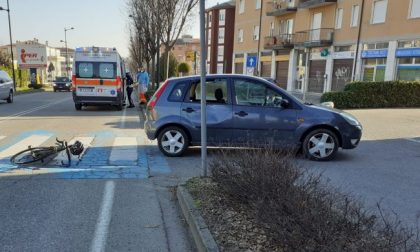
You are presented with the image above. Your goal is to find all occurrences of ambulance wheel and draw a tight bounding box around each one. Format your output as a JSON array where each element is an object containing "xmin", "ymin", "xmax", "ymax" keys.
[
  {"xmin": 75, "ymin": 103, "xmax": 82, "ymax": 111},
  {"xmin": 116, "ymin": 103, "xmax": 123, "ymax": 111}
]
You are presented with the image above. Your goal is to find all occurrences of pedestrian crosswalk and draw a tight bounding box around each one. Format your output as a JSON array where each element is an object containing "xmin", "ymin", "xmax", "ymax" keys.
[{"xmin": 0, "ymin": 131, "xmax": 172, "ymax": 179}]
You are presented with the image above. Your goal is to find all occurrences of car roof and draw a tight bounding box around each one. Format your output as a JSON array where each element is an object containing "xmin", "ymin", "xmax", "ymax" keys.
[{"xmin": 167, "ymin": 74, "xmax": 272, "ymax": 82}]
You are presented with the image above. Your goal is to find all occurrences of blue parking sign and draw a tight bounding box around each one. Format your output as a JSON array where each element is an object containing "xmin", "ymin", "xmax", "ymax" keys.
[{"xmin": 246, "ymin": 56, "xmax": 257, "ymax": 68}]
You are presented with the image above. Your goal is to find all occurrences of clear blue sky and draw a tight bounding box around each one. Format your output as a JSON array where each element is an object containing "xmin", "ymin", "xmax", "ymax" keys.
[{"xmin": 0, "ymin": 0, "xmax": 220, "ymax": 58}]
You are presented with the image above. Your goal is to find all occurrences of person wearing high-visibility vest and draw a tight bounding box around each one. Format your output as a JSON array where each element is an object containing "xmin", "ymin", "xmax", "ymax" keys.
[{"xmin": 136, "ymin": 67, "xmax": 150, "ymax": 104}]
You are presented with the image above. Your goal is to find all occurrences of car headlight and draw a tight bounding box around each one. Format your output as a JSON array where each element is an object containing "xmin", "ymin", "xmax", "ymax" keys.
[
  {"xmin": 340, "ymin": 112, "xmax": 360, "ymax": 126},
  {"xmin": 52, "ymin": 83, "xmax": 57, "ymax": 86},
  {"xmin": 66, "ymin": 83, "xmax": 71, "ymax": 86}
]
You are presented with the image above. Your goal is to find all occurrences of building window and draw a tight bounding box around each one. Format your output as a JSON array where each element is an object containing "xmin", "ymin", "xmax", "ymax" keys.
[
  {"xmin": 219, "ymin": 9, "xmax": 225, "ymax": 26},
  {"xmin": 397, "ymin": 57, "xmax": 420, "ymax": 81},
  {"xmin": 371, "ymin": 0, "xmax": 387, "ymax": 24},
  {"xmin": 218, "ymin": 28, "xmax": 225, "ymax": 44},
  {"xmin": 280, "ymin": 19, "xmax": 293, "ymax": 34},
  {"xmin": 208, "ymin": 12, "xmax": 212, "ymax": 27},
  {"xmin": 239, "ymin": 0, "xmax": 245, "ymax": 14},
  {"xmin": 269, "ymin": 22, "xmax": 274, "ymax": 36},
  {"xmin": 351, "ymin": 5, "xmax": 360, "ymax": 27},
  {"xmin": 363, "ymin": 42, "xmax": 389, "ymax": 49},
  {"xmin": 238, "ymin": 29, "xmax": 244, "ymax": 43},
  {"xmin": 253, "ymin": 26, "xmax": 260, "ymax": 40},
  {"xmin": 207, "ymin": 29, "xmax": 211, "ymax": 45},
  {"xmin": 256, "ymin": 0, "xmax": 261, "ymax": 9},
  {"xmin": 410, "ymin": 0, "xmax": 420, "ymax": 18},
  {"xmin": 335, "ymin": 8, "xmax": 343, "ymax": 29},
  {"xmin": 217, "ymin": 46, "xmax": 224, "ymax": 62},
  {"xmin": 398, "ymin": 39, "xmax": 420, "ymax": 48}
]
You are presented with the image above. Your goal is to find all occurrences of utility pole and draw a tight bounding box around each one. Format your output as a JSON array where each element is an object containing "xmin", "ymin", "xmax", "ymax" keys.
[
  {"xmin": 199, "ymin": 0, "xmax": 207, "ymax": 177},
  {"xmin": 256, "ymin": 0, "xmax": 263, "ymax": 76}
]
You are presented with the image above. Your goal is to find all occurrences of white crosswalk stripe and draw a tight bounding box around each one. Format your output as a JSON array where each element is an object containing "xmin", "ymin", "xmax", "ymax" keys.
[
  {"xmin": 0, "ymin": 135, "xmax": 52, "ymax": 159},
  {"xmin": 109, "ymin": 137, "xmax": 138, "ymax": 165},
  {"xmin": 51, "ymin": 137, "xmax": 95, "ymax": 166},
  {"xmin": 0, "ymin": 136, "xmax": 5, "ymax": 142}
]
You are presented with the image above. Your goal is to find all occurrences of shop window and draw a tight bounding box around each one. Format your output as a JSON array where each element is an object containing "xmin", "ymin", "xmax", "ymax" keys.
[{"xmin": 398, "ymin": 57, "xmax": 414, "ymax": 64}]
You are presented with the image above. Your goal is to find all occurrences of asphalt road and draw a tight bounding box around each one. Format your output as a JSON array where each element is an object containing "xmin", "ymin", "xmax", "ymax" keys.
[{"xmin": 0, "ymin": 91, "xmax": 194, "ymax": 252}]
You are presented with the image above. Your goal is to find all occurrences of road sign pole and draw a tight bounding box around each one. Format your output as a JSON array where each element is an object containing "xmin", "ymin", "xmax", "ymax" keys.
[{"xmin": 199, "ymin": 0, "xmax": 207, "ymax": 177}]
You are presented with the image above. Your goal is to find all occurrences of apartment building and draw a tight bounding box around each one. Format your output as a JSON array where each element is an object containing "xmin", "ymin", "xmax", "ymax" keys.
[
  {"xmin": 205, "ymin": 1, "xmax": 236, "ymax": 74},
  {"xmin": 169, "ymin": 35, "xmax": 201, "ymax": 75},
  {"xmin": 233, "ymin": 0, "xmax": 420, "ymax": 94}
]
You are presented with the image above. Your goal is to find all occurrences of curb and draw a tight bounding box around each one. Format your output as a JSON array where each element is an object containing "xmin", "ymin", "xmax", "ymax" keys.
[
  {"xmin": 16, "ymin": 88, "xmax": 46, "ymax": 96},
  {"xmin": 177, "ymin": 185, "xmax": 219, "ymax": 252}
]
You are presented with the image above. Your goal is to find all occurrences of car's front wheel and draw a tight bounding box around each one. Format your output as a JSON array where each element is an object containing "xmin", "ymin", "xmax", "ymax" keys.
[
  {"xmin": 303, "ymin": 128, "xmax": 339, "ymax": 161},
  {"xmin": 157, "ymin": 126, "xmax": 189, "ymax": 157},
  {"xmin": 75, "ymin": 103, "xmax": 82, "ymax": 110},
  {"xmin": 6, "ymin": 90, "xmax": 13, "ymax": 103}
]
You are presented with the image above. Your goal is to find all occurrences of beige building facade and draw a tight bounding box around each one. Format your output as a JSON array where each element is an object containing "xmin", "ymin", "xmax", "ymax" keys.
[
  {"xmin": 233, "ymin": 0, "xmax": 420, "ymax": 94},
  {"xmin": 163, "ymin": 35, "xmax": 201, "ymax": 76}
]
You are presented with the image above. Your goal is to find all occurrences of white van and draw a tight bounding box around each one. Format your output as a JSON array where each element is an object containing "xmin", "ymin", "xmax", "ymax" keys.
[
  {"xmin": 0, "ymin": 70, "xmax": 14, "ymax": 103},
  {"xmin": 72, "ymin": 47, "xmax": 126, "ymax": 110}
]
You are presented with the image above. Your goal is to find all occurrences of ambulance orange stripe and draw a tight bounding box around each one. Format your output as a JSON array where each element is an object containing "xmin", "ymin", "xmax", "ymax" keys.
[{"xmin": 73, "ymin": 79, "xmax": 118, "ymax": 86}]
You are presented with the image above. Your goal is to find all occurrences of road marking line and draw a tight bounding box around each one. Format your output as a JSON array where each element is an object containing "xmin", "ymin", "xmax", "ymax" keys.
[
  {"xmin": 90, "ymin": 181, "xmax": 115, "ymax": 252},
  {"xmin": 109, "ymin": 137, "xmax": 138, "ymax": 165},
  {"xmin": 120, "ymin": 106, "xmax": 127, "ymax": 128},
  {"xmin": 0, "ymin": 135, "xmax": 51, "ymax": 159},
  {"xmin": 0, "ymin": 97, "xmax": 72, "ymax": 123},
  {"xmin": 51, "ymin": 137, "xmax": 94, "ymax": 165},
  {"xmin": 405, "ymin": 138, "xmax": 420, "ymax": 144}
]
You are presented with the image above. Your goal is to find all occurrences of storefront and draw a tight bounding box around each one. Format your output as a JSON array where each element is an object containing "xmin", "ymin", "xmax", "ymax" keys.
[
  {"xmin": 361, "ymin": 49, "xmax": 388, "ymax": 82},
  {"xmin": 307, "ymin": 48, "xmax": 327, "ymax": 93},
  {"xmin": 331, "ymin": 48, "xmax": 355, "ymax": 91},
  {"xmin": 396, "ymin": 47, "xmax": 420, "ymax": 81},
  {"xmin": 275, "ymin": 53, "xmax": 289, "ymax": 90}
]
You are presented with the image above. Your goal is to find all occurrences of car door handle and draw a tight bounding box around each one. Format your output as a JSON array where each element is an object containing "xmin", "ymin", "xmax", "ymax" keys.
[
  {"xmin": 182, "ymin": 107, "xmax": 195, "ymax": 113},
  {"xmin": 235, "ymin": 111, "xmax": 248, "ymax": 117}
]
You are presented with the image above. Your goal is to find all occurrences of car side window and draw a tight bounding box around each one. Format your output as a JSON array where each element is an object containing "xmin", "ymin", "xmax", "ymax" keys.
[
  {"xmin": 234, "ymin": 79, "xmax": 284, "ymax": 107},
  {"xmin": 168, "ymin": 81, "xmax": 188, "ymax": 102},
  {"xmin": 188, "ymin": 78, "xmax": 229, "ymax": 104}
]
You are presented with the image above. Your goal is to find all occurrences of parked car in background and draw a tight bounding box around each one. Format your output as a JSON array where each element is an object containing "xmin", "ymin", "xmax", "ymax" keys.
[
  {"xmin": 53, "ymin": 77, "xmax": 72, "ymax": 92},
  {"xmin": 145, "ymin": 74, "xmax": 362, "ymax": 161},
  {"xmin": 0, "ymin": 70, "xmax": 14, "ymax": 103}
]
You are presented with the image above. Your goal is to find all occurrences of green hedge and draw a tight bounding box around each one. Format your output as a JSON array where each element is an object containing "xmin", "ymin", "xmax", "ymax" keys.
[{"xmin": 321, "ymin": 81, "xmax": 420, "ymax": 109}]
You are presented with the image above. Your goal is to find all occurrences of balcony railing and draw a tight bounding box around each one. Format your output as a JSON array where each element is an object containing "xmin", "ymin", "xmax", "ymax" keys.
[
  {"xmin": 299, "ymin": 0, "xmax": 337, "ymax": 8},
  {"xmin": 294, "ymin": 28, "xmax": 334, "ymax": 47},
  {"xmin": 266, "ymin": 1, "xmax": 298, "ymax": 16},
  {"xmin": 264, "ymin": 34, "xmax": 295, "ymax": 50}
]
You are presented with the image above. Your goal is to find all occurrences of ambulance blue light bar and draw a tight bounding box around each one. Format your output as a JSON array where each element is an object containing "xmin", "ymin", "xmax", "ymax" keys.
[{"xmin": 75, "ymin": 47, "xmax": 117, "ymax": 53}]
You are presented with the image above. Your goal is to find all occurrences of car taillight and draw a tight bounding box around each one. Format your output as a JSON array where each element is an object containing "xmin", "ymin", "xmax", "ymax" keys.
[
  {"xmin": 71, "ymin": 75, "xmax": 76, "ymax": 91},
  {"xmin": 147, "ymin": 80, "xmax": 169, "ymax": 110},
  {"xmin": 116, "ymin": 76, "xmax": 122, "ymax": 92}
]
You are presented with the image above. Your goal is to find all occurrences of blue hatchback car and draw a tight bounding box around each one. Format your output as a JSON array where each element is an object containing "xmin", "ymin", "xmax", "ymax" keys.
[{"xmin": 145, "ymin": 74, "xmax": 362, "ymax": 161}]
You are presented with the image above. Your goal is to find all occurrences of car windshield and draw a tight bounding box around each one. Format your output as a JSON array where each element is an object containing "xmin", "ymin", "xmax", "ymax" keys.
[{"xmin": 56, "ymin": 77, "xmax": 70, "ymax": 82}]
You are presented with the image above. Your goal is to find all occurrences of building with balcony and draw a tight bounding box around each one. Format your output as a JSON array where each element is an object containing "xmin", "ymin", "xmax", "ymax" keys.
[
  {"xmin": 205, "ymin": 1, "xmax": 236, "ymax": 74},
  {"xmin": 232, "ymin": 0, "xmax": 420, "ymax": 95}
]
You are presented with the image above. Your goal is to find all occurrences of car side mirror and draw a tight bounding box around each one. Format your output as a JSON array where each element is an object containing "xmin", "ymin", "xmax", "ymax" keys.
[{"xmin": 281, "ymin": 99, "xmax": 290, "ymax": 108}]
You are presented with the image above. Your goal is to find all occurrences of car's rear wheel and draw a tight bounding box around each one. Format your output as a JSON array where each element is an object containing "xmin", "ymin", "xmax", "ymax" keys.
[
  {"xmin": 303, "ymin": 128, "xmax": 338, "ymax": 161},
  {"xmin": 75, "ymin": 103, "xmax": 82, "ymax": 110},
  {"xmin": 6, "ymin": 90, "xmax": 13, "ymax": 103},
  {"xmin": 157, "ymin": 126, "xmax": 189, "ymax": 157}
]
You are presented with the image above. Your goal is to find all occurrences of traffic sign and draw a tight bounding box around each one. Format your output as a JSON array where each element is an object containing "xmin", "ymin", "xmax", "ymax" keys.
[
  {"xmin": 246, "ymin": 56, "xmax": 257, "ymax": 68},
  {"xmin": 186, "ymin": 51, "xmax": 195, "ymax": 61}
]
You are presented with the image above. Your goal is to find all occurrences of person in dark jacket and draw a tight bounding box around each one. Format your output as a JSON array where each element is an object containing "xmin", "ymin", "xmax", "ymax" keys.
[{"xmin": 125, "ymin": 72, "xmax": 135, "ymax": 108}]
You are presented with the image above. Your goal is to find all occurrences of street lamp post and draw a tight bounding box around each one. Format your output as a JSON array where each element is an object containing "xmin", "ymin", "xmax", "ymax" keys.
[
  {"xmin": 64, "ymin": 27, "xmax": 74, "ymax": 77},
  {"xmin": 0, "ymin": 0, "xmax": 16, "ymax": 90}
]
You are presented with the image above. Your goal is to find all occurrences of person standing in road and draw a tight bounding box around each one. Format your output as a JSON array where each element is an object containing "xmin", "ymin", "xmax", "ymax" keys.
[
  {"xmin": 136, "ymin": 67, "xmax": 150, "ymax": 104},
  {"xmin": 125, "ymin": 72, "xmax": 135, "ymax": 108}
]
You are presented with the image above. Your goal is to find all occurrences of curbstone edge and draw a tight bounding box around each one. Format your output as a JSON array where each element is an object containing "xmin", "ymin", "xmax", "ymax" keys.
[{"xmin": 177, "ymin": 185, "xmax": 219, "ymax": 252}]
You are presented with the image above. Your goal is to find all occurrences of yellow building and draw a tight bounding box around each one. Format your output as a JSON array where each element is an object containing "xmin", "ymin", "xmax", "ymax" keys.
[{"xmin": 233, "ymin": 0, "xmax": 420, "ymax": 94}]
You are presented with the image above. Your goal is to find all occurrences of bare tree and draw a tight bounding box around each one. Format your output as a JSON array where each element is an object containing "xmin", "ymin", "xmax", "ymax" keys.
[
  {"xmin": 127, "ymin": 0, "xmax": 160, "ymax": 84},
  {"xmin": 160, "ymin": 0, "xmax": 199, "ymax": 79}
]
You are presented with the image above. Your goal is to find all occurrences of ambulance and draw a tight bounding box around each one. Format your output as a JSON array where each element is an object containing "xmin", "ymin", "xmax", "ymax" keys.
[{"xmin": 72, "ymin": 47, "xmax": 127, "ymax": 110}]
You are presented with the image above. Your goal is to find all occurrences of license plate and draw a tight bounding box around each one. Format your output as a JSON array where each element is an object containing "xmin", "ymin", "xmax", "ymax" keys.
[{"xmin": 79, "ymin": 87, "xmax": 94, "ymax": 92}]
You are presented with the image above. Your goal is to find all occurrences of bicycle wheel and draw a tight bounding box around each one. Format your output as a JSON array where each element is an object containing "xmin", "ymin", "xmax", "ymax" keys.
[{"xmin": 10, "ymin": 147, "xmax": 56, "ymax": 165}]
